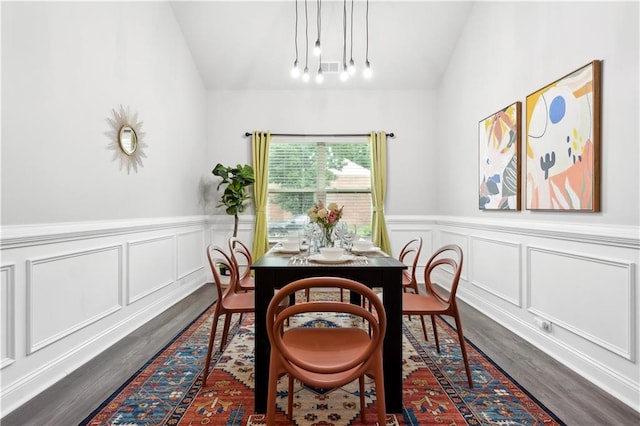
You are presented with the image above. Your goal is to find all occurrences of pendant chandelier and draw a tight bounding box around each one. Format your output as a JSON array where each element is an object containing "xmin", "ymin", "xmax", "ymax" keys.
[{"xmin": 291, "ymin": 0, "xmax": 372, "ymax": 84}]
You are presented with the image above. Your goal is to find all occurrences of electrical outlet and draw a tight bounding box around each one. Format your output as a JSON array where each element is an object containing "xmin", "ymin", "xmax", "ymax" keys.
[{"xmin": 534, "ymin": 317, "xmax": 552, "ymax": 332}]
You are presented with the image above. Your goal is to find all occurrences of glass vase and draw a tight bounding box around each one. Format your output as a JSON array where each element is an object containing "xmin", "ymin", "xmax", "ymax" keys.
[{"xmin": 322, "ymin": 225, "xmax": 335, "ymax": 248}]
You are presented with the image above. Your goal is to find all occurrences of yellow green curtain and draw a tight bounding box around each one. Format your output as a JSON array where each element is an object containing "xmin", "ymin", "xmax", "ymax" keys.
[
  {"xmin": 370, "ymin": 131, "xmax": 392, "ymax": 255},
  {"xmin": 251, "ymin": 131, "xmax": 271, "ymax": 258}
]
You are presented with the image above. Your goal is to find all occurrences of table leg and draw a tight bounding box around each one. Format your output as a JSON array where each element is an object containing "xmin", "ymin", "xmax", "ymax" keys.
[
  {"xmin": 253, "ymin": 269, "xmax": 271, "ymax": 413},
  {"xmin": 381, "ymin": 268, "xmax": 403, "ymax": 413}
]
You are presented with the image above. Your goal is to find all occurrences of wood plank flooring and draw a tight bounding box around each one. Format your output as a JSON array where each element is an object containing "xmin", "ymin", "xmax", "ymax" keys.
[{"xmin": 2, "ymin": 283, "xmax": 638, "ymax": 425}]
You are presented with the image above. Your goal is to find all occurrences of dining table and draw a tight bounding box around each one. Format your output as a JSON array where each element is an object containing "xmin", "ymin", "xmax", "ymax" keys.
[{"xmin": 250, "ymin": 245, "xmax": 407, "ymax": 414}]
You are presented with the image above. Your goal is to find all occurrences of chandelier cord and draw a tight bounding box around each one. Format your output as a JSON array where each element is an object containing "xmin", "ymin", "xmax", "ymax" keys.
[
  {"xmin": 365, "ymin": 0, "xmax": 369, "ymax": 62},
  {"xmin": 342, "ymin": 0, "xmax": 347, "ymax": 69},
  {"xmin": 349, "ymin": 0, "xmax": 354, "ymax": 64},
  {"xmin": 304, "ymin": 0, "xmax": 309, "ymax": 70},
  {"xmin": 294, "ymin": 0, "xmax": 298, "ymax": 64}
]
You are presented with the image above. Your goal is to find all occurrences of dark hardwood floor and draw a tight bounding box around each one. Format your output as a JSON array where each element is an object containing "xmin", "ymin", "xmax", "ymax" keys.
[{"xmin": 2, "ymin": 283, "xmax": 638, "ymax": 425}]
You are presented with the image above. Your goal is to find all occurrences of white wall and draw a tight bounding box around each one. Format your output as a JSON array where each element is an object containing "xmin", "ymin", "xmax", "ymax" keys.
[
  {"xmin": 1, "ymin": 1, "xmax": 209, "ymax": 224},
  {"xmin": 206, "ymin": 89, "xmax": 438, "ymax": 216},
  {"xmin": 1, "ymin": 2, "xmax": 210, "ymax": 416},
  {"xmin": 433, "ymin": 1, "xmax": 639, "ymax": 410},
  {"xmin": 436, "ymin": 1, "xmax": 639, "ymax": 226}
]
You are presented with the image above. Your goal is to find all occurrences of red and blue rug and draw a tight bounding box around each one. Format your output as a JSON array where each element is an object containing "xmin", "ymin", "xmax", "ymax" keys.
[{"xmin": 81, "ymin": 297, "xmax": 565, "ymax": 425}]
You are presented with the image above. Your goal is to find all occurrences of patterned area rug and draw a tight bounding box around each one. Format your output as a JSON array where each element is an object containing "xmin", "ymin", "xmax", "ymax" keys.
[{"xmin": 81, "ymin": 295, "xmax": 565, "ymax": 425}]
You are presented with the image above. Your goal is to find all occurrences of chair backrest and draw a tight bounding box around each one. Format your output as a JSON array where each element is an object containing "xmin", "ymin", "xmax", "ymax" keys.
[
  {"xmin": 206, "ymin": 245, "xmax": 239, "ymax": 297},
  {"xmin": 398, "ymin": 237, "xmax": 423, "ymax": 282},
  {"xmin": 266, "ymin": 277, "xmax": 386, "ymax": 384},
  {"xmin": 228, "ymin": 237, "xmax": 253, "ymax": 282},
  {"xmin": 423, "ymin": 244, "xmax": 463, "ymax": 305}
]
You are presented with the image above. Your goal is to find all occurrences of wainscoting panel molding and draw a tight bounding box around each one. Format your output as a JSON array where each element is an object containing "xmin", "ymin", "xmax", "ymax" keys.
[
  {"xmin": 1, "ymin": 264, "xmax": 15, "ymax": 369},
  {"xmin": 177, "ymin": 230, "xmax": 206, "ymax": 280},
  {"xmin": 399, "ymin": 216, "xmax": 639, "ymax": 411},
  {"xmin": 527, "ymin": 246, "xmax": 636, "ymax": 361},
  {"xmin": 470, "ymin": 236, "xmax": 522, "ymax": 307},
  {"xmin": 127, "ymin": 235, "xmax": 176, "ymax": 304},
  {"xmin": 0, "ymin": 216, "xmax": 210, "ymax": 417},
  {"xmin": 26, "ymin": 245, "xmax": 123, "ymax": 354}
]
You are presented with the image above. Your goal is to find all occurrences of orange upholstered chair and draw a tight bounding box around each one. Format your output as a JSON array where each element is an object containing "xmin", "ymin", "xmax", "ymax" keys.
[
  {"xmin": 402, "ymin": 244, "xmax": 473, "ymax": 387},
  {"xmin": 228, "ymin": 237, "xmax": 255, "ymax": 292},
  {"xmin": 266, "ymin": 277, "xmax": 387, "ymax": 425}
]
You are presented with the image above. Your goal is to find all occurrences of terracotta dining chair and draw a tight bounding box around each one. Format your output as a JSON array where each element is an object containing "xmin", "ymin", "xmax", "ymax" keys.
[
  {"xmin": 202, "ymin": 245, "xmax": 255, "ymax": 386},
  {"xmin": 398, "ymin": 237, "xmax": 423, "ymax": 294},
  {"xmin": 402, "ymin": 244, "xmax": 474, "ymax": 387},
  {"xmin": 266, "ymin": 276, "xmax": 387, "ymax": 425},
  {"xmin": 228, "ymin": 236, "xmax": 255, "ymax": 292}
]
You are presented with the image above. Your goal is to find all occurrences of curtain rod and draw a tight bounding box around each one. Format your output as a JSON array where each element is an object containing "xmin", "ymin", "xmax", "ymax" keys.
[{"xmin": 243, "ymin": 132, "xmax": 395, "ymax": 138}]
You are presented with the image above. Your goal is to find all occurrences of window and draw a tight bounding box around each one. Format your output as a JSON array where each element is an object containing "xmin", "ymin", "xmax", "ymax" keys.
[{"xmin": 267, "ymin": 140, "xmax": 372, "ymax": 238}]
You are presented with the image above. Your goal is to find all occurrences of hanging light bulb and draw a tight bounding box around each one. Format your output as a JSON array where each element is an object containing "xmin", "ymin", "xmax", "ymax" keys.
[
  {"xmin": 363, "ymin": 60, "xmax": 372, "ymax": 79},
  {"xmin": 316, "ymin": 63, "xmax": 324, "ymax": 83},
  {"xmin": 302, "ymin": 66, "xmax": 310, "ymax": 82},
  {"xmin": 348, "ymin": 58, "xmax": 356, "ymax": 75},
  {"xmin": 291, "ymin": 60, "xmax": 301, "ymax": 78},
  {"xmin": 340, "ymin": 65, "xmax": 349, "ymax": 82}
]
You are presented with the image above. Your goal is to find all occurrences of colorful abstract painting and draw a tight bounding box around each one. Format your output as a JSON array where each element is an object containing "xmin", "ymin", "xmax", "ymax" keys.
[
  {"xmin": 479, "ymin": 102, "xmax": 521, "ymax": 210},
  {"xmin": 525, "ymin": 61, "xmax": 601, "ymax": 211}
]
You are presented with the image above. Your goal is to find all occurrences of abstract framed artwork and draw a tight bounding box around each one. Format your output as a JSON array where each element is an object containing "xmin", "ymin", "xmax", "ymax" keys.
[
  {"xmin": 479, "ymin": 101, "xmax": 521, "ymax": 210},
  {"xmin": 525, "ymin": 60, "xmax": 601, "ymax": 211}
]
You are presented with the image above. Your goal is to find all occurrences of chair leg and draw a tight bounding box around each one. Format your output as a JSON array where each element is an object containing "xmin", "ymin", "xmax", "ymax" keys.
[
  {"xmin": 202, "ymin": 310, "xmax": 221, "ymax": 387},
  {"xmin": 453, "ymin": 315, "xmax": 474, "ymax": 388},
  {"xmin": 359, "ymin": 375, "xmax": 365, "ymax": 421},
  {"xmin": 372, "ymin": 357, "xmax": 387, "ymax": 426},
  {"xmin": 266, "ymin": 360, "xmax": 281, "ymax": 425},
  {"xmin": 220, "ymin": 313, "xmax": 232, "ymax": 351},
  {"xmin": 287, "ymin": 375, "xmax": 294, "ymax": 420},
  {"xmin": 419, "ymin": 314, "xmax": 429, "ymax": 341},
  {"xmin": 431, "ymin": 314, "xmax": 440, "ymax": 353}
]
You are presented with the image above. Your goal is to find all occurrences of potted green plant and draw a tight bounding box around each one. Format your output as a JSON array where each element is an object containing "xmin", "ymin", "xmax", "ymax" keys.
[{"xmin": 211, "ymin": 163, "xmax": 255, "ymax": 239}]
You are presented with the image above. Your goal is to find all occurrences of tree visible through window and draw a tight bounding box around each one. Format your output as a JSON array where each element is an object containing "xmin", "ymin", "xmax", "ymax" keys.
[{"xmin": 267, "ymin": 141, "xmax": 372, "ymax": 238}]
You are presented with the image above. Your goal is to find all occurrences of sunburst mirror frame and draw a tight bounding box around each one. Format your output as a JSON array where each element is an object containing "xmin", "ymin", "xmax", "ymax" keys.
[{"xmin": 105, "ymin": 105, "xmax": 148, "ymax": 174}]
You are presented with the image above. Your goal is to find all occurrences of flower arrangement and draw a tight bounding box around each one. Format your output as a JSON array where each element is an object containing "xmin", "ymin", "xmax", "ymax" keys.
[
  {"xmin": 308, "ymin": 201, "xmax": 343, "ymax": 228},
  {"xmin": 308, "ymin": 201, "xmax": 343, "ymax": 247}
]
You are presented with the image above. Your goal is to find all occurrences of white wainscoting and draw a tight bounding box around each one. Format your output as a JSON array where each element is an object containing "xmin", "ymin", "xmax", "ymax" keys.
[
  {"xmin": 1, "ymin": 214, "xmax": 638, "ymax": 416},
  {"xmin": 1, "ymin": 264, "xmax": 15, "ymax": 369},
  {"xmin": 470, "ymin": 236, "xmax": 522, "ymax": 307},
  {"xmin": 0, "ymin": 216, "xmax": 210, "ymax": 417},
  {"xmin": 432, "ymin": 216, "xmax": 639, "ymax": 412},
  {"xmin": 128, "ymin": 236, "xmax": 175, "ymax": 304},
  {"xmin": 27, "ymin": 245, "xmax": 123, "ymax": 354},
  {"xmin": 527, "ymin": 246, "xmax": 636, "ymax": 361}
]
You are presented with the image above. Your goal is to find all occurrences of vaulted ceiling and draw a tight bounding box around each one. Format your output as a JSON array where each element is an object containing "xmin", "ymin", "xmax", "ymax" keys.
[{"xmin": 170, "ymin": 1, "xmax": 473, "ymax": 90}]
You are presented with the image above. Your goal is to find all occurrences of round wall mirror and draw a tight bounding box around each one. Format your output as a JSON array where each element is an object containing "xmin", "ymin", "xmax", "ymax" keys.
[
  {"xmin": 105, "ymin": 105, "xmax": 147, "ymax": 174},
  {"xmin": 119, "ymin": 125, "xmax": 138, "ymax": 155}
]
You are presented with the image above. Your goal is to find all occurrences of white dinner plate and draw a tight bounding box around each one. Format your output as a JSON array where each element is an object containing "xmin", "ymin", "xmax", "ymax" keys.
[
  {"xmin": 308, "ymin": 254, "xmax": 355, "ymax": 264},
  {"xmin": 274, "ymin": 245, "xmax": 308, "ymax": 254},
  {"xmin": 351, "ymin": 246, "xmax": 381, "ymax": 254}
]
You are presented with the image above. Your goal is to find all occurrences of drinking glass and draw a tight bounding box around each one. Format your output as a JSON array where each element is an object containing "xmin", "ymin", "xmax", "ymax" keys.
[{"xmin": 340, "ymin": 224, "xmax": 357, "ymax": 254}]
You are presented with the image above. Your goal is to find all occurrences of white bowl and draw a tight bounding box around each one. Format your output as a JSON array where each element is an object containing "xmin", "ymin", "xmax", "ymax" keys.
[
  {"xmin": 352, "ymin": 240, "xmax": 374, "ymax": 251},
  {"xmin": 319, "ymin": 247, "xmax": 344, "ymax": 260}
]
